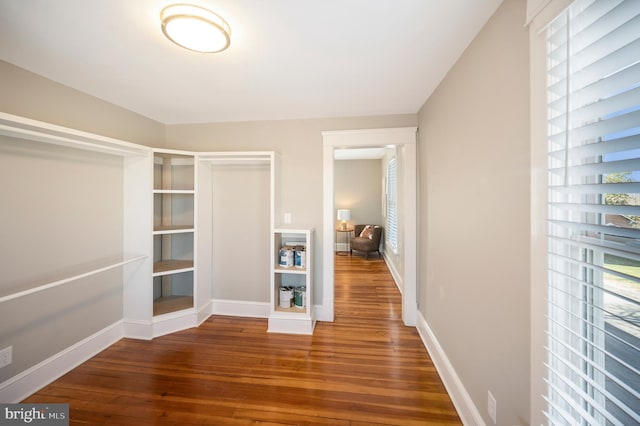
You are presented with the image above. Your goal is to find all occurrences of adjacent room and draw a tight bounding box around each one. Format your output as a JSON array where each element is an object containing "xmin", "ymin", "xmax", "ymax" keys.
[{"xmin": 1, "ymin": 0, "xmax": 638, "ymax": 424}]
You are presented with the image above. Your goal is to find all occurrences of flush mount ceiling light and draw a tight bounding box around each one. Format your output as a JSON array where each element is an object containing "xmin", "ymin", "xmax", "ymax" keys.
[{"xmin": 161, "ymin": 4, "xmax": 231, "ymax": 53}]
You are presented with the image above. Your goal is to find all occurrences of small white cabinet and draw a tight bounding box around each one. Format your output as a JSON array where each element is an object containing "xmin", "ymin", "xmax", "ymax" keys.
[
  {"xmin": 268, "ymin": 228, "xmax": 315, "ymax": 334},
  {"xmin": 152, "ymin": 151, "xmax": 196, "ymax": 316}
]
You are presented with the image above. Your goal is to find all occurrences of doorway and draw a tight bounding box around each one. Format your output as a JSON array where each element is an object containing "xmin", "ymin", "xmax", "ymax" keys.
[{"xmin": 322, "ymin": 128, "xmax": 417, "ymax": 326}]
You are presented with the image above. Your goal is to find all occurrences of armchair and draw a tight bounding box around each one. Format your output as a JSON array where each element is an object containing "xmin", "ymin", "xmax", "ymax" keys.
[{"xmin": 350, "ymin": 225, "xmax": 382, "ymax": 259}]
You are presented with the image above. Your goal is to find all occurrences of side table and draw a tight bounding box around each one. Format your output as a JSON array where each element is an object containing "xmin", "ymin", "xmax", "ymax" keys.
[{"xmin": 335, "ymin": 228, "xmax": 354, "ymax": 255}]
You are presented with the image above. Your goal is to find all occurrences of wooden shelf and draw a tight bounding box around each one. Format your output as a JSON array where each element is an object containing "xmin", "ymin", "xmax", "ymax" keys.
[
  {"xmin": 275, "ymin": 305, "xmax": 307, "ymax": 314},
  {"xmin": 274, "ymin": 265, "xmax": 307, "ymax": 274},
  {"xmin": 151, "ymin": 150, "xmax": 196, "ymax": 330},
  {"xmin": 153, "ymin": 260, "xmax": 194, "ymax": 275},
  {"xmin": 153, "ymin": 295, "xmax": 193, "ymax": 316}
]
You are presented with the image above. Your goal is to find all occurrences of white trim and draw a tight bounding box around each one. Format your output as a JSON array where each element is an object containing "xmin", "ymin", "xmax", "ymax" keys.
[
  {"xmin": 526, "ymin": 0, "xmax": 573, "ymax": 32},
  {"xmin": 530, "ymin": 14, "xmax": 551, "ymax": 426},
  {"xmin": 122, "ymin": 299, "xmax": 234, "ymax": 338},
  {"xmin": 416, "ymin": 311, "xmax": 485, "ymax": 426},
  {"xmin": 322, "ymin": 127, "xmax": 418, "ymax": 326},
  {"xmin": 322, "ymin": 142, "xmax": 336, "ymax": 322},
  {"xmin": 313, "ymin": 304, "xmax": 324, "ymax": 322},
  {"xmin": 0, "ymin": 321, "xmax": 124, "ymax": 403},
  {"xmin": 383, "ymin": 252, "xmax": 403, "ymax": 295},
  {"xmin": 122, "ymin": 319, "xmax": 153, "ymax": 340},
  {"xmin": 198, "ymin": 151, "xmax": 275, "ymax": 165},
  {"xmin": 151, "ymin": 310, "xmax": 198, "ymax": 338},
  {"xmin": 197, "ymin": 299, "xmax": 213, "ymax": 325},
  {"xmin": 211, "ymin": 299, "xmax": 270, "ymax": 318},
  {"xmin": 401, "ymin": 142, "xmax": 417, "ymax": 326},
  {"xmin": 267, "ymin": 313, "xmax": 316, "ymax": 335}
]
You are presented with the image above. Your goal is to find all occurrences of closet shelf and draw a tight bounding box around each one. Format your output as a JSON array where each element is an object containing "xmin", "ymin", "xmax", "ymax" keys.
[
  {"xmin": 153, "ymin": 260, "xmax": 194, "ymax": 276},
  {"xmin": 274, "ymin": 266, "xmax": 307, "ymax": 274}
]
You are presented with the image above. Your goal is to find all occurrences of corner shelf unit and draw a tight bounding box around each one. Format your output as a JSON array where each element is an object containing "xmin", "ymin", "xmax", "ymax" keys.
[
  {"xmin": 269, "ymin": 228, "xmax": 315, "ymax": 334},
  {"xmin": 153, "ymin": 151, "xmax": 196, "ymax": 317}
]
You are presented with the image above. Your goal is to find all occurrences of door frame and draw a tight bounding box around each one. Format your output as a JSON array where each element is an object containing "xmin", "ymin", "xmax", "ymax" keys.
[{"xmin": 322, "ymin": 127, "xmax": 418, "ymax": 325}]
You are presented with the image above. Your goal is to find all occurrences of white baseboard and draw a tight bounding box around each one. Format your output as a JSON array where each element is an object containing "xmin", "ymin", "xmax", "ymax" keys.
[
  {"xmin": 314, "ymin": 304, "xmax": 324, "ymax": 322},
  {"xmin": 0, "ymin": 321, "xmax": 124, "ymax": 403},
  {"xmin": 152, "ymin": 310, "xmax": 198, "ymax": 338},
  {"xmin": 197, "ymin": 299, "xmax": 213, "ymax": 325},
  {"xmin": 267, "ymin": 316, "xmax": 316, "ymax": 334},
  {"xmin": 122, "ymin": 319, "xmax": 153, "ymax": 340},
  {"xmin": 211, "ymin": 299, "xmax": 270, "ymax": 318},
  {"xmin": 210, "ymin": 299, "xmax": 326, "ymax": 326},
  {"xmin": 382, "ymin": 252, "xmax": 403, "ymax": 294},
  {"xmin": 416, "ymin": 311, "xmax": 485, "ymax": 426}
]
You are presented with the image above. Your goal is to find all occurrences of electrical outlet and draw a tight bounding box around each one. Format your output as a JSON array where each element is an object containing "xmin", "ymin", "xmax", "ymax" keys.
[
  {"xmin": 0, "ymin": 346, "xmax": 12, "ymax": 368},
  {"xmin": 284, "ymin": 213, "xmax": 292, "ymax": 224},
  {"xmin": 488, "ymin": 390, "xmax": 497, "ymax": 424}
]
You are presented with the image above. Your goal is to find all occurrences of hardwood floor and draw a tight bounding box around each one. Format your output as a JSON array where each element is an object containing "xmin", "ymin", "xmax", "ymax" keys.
[{"xmin": 23, "ymin": 255, "xmax": 461, "ymax": 425}]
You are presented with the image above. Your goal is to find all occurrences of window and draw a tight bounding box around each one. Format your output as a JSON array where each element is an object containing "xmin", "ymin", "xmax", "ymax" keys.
[
  {"xmin": 386, "ymin": 156, "xmax": 398, "ymax": 251},
  {"xmin": 546, "ymin": 0, "xmax": 640, "ymax": 424}
]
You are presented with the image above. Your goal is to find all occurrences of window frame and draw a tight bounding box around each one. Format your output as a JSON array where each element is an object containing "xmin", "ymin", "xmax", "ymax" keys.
[{"xmin": 385, "ymin": 155, "xmax": 398, "ymax": 253}]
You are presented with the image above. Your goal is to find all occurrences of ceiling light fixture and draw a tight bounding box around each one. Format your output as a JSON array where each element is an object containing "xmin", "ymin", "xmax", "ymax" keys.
[{"xmin": 161, "ymin": 4, "xmax": 231, "ymax": 53}]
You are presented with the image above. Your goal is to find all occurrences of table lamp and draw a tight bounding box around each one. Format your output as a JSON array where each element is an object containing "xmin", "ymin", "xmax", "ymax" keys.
[{"xmin": 337, "ymin": 209, "xmax": 351, "ymax": 230}]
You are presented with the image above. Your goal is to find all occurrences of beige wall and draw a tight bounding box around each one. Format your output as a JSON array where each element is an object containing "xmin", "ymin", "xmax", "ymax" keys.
[
  {"xmin": 0, "ymin": 60, "xmax": 164, "ymax": 146},
  {"xmin": 165, "ymin": 115, "xmax": 417, "ymax": 304},
  {"xmin": 334, "ymin": 159, "xmax": 383, "ymax": 230},
  {"xmin": 0, "ymin": 136, "xmax": 124, "ymax": 383},
  {"xmin": 210, "ymin": 164, "xmax": 271, "ymax": 302},
  {"xmin": 417, "ymin": 0, "xmax": 531, "ymax": 424},
  {"xmin": 0, "ymin": 60, "xmax": 162, "ymax": 389}
]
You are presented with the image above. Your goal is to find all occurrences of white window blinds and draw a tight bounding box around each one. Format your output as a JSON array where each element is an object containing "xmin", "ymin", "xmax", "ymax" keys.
[
  {"xmin": 546, "ymin": 0, "xmax": 640, "ymax": 424},
  {"xmin": 386, "ymin": 157, "xmax": 398, "ymax": 250}
]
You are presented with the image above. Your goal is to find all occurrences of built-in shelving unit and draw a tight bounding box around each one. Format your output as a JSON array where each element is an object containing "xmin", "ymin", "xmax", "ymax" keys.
[
  {"xmin": 152, "ymin": 151, "xmax": 196, "ymax": 317},
  {"xmin": 1, "ymin": 112, "xmax": 302, "ymax": 342},
  {"xmin": 269, "ymin": 228, "xmax": 315, "ymax": 334}
]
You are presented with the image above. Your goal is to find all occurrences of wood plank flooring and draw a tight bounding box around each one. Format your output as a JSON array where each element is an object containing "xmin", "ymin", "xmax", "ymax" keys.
[{"xmin": 23, "ymin": 255, "xmax": 461, "ymax": 425}]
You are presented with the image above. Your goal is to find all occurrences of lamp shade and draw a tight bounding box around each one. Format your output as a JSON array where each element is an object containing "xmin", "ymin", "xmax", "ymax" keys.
[{"xmin": 336, "ymin": 209, "xmax": 351, "ymax": 221}]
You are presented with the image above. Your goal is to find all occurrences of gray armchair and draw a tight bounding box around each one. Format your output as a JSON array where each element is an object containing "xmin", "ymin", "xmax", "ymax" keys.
[{"xmin": 350, "ymin": 225, "xmax": 382, "ymax": 259}]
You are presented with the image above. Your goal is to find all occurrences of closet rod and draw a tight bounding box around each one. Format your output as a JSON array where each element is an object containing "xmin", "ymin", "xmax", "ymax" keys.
[{"xmin": 0, "ymin": 255, "xmax": 147, "ymax": 304}]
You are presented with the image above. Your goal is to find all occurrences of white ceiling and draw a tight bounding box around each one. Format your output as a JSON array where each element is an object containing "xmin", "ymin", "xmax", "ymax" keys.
[{"xmin": 0, "ymin": 0, "xmax": 503, "ymax": 125}]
